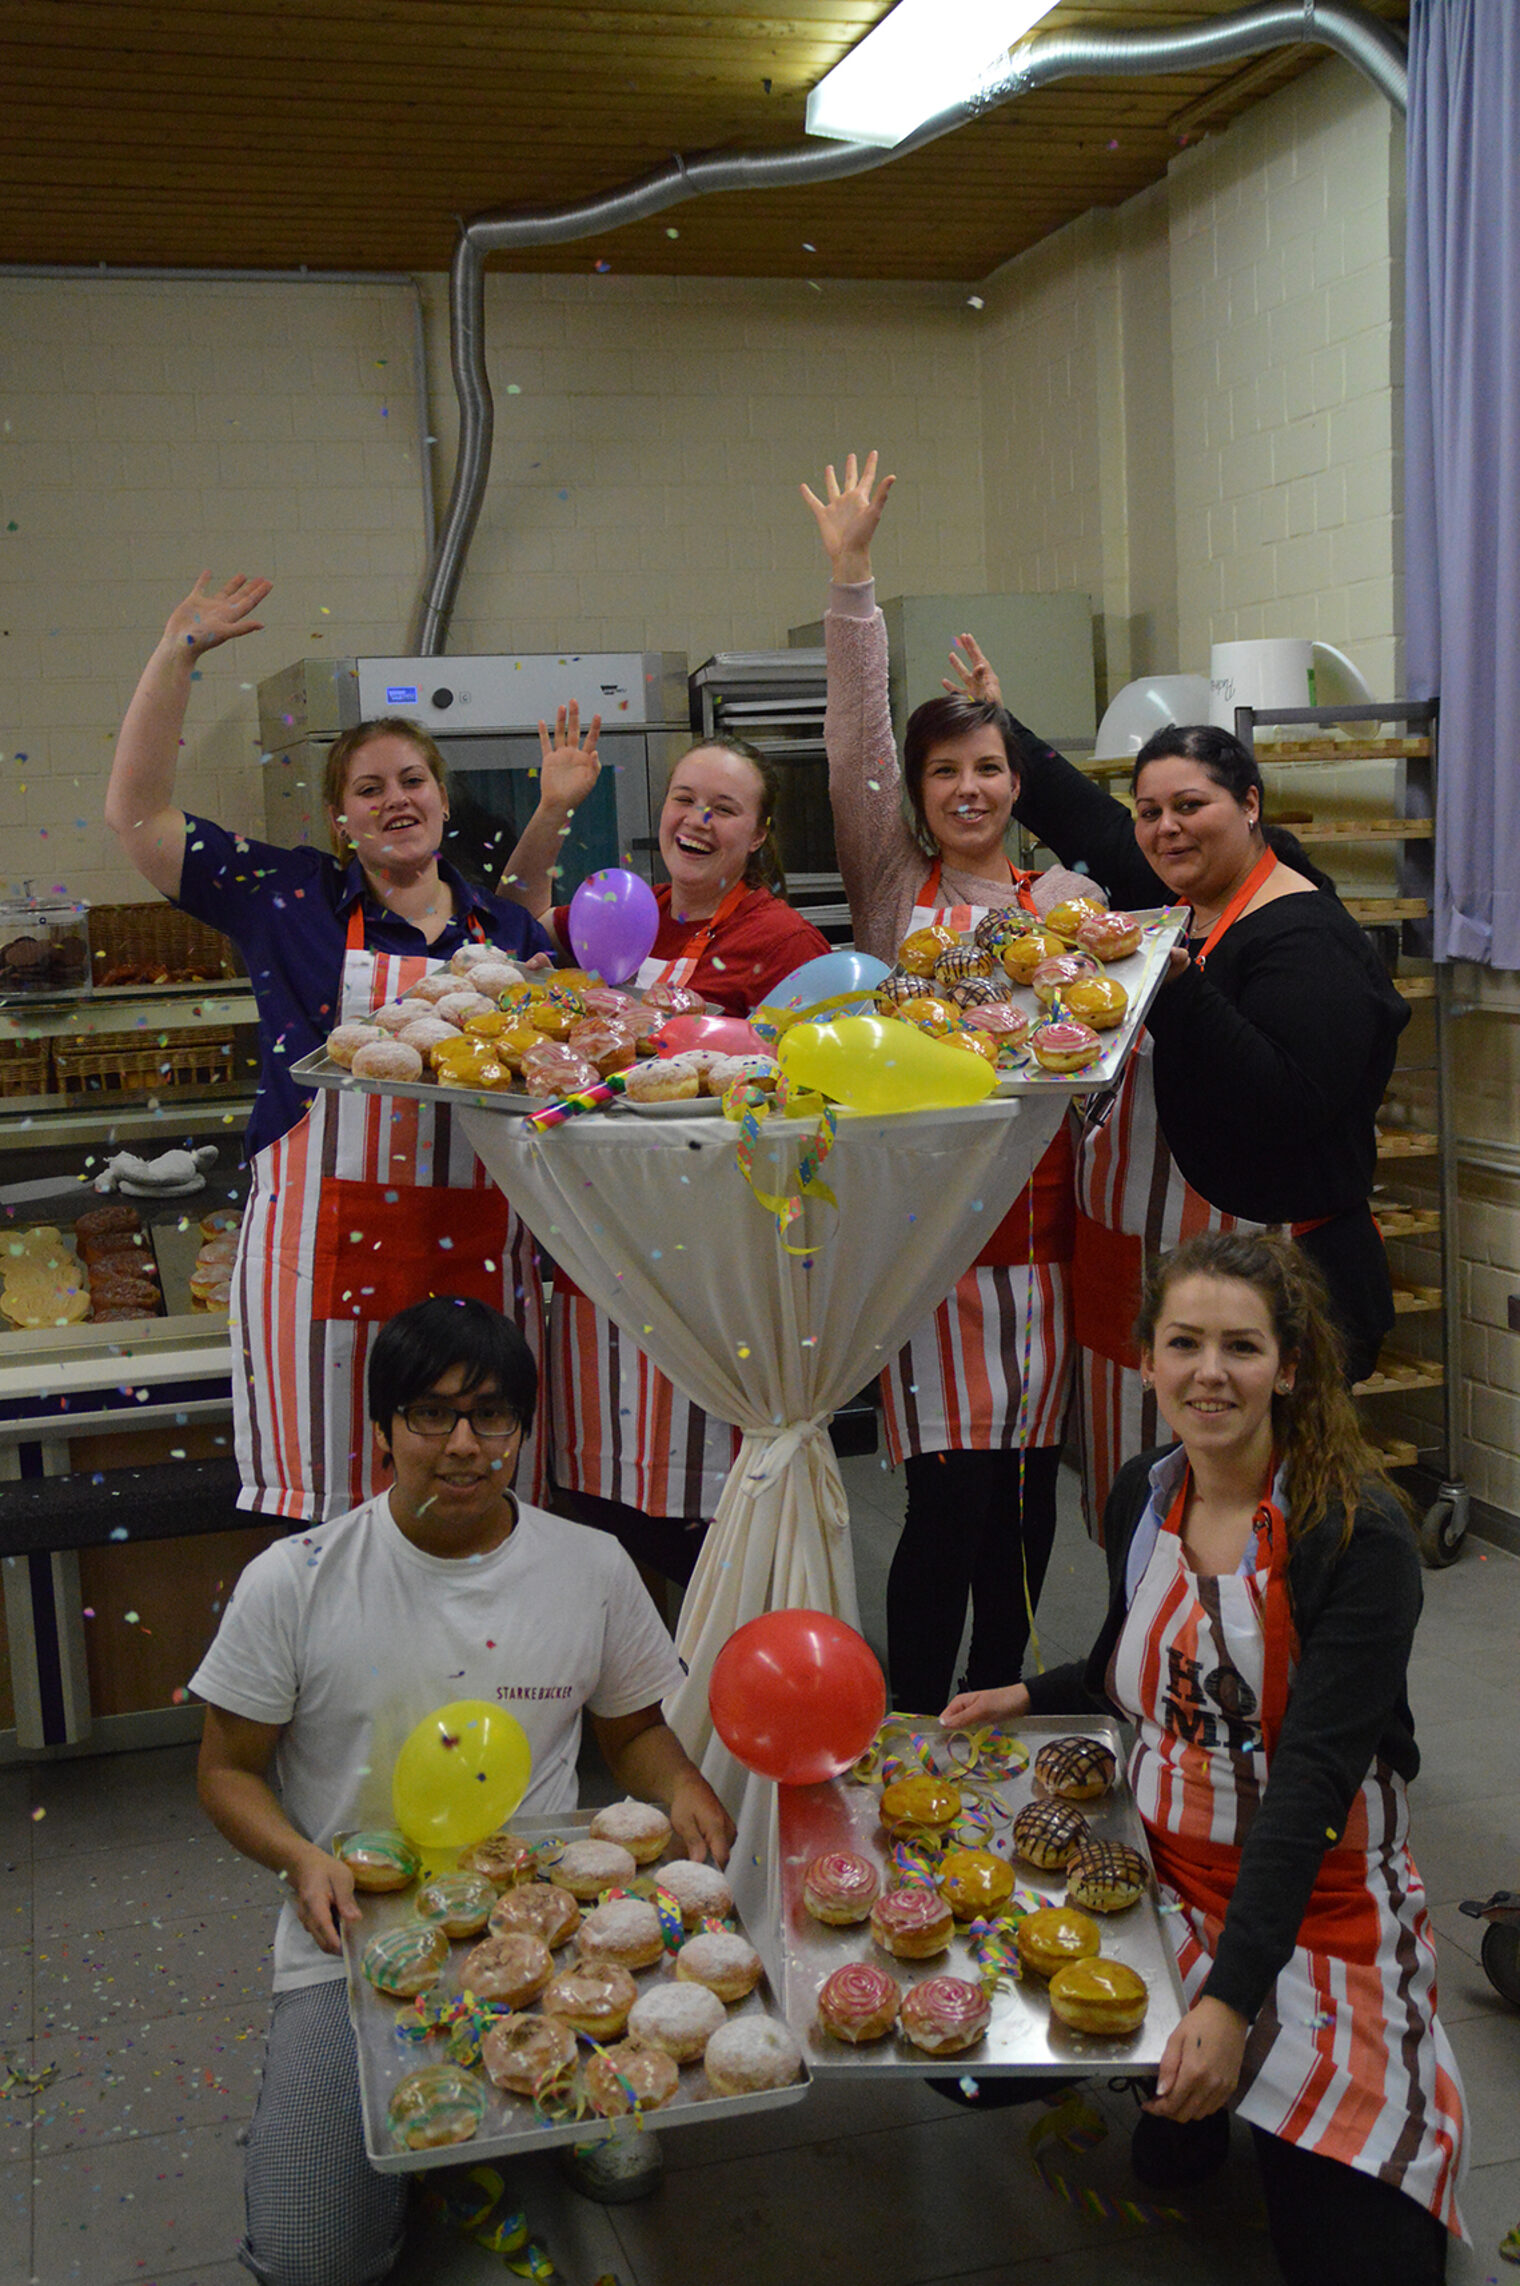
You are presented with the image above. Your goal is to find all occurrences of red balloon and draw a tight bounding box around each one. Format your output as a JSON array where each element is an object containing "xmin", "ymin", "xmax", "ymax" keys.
[
  {"xmin": 708, "ymin": 1609, "xmax": 886, "ymax": 1787},
  {"xmin": 654, "ymin": 1014, "xmax": 770, "ymax": 1058}
]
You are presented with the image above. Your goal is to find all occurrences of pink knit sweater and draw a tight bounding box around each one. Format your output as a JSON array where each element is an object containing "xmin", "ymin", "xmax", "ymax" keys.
[{"xmin": 824, "ymin": 579, "xmax": 1092, "ymax": 966}]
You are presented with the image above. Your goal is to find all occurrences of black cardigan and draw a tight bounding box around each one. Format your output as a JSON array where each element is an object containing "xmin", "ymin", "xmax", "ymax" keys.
[{"xmin": 1024, "ymin": 1447, "xmax": 1423, "ymax": 2023}]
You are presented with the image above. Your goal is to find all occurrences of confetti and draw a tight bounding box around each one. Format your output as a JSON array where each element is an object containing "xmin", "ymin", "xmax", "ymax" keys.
[{"xmin": 967, "ymin": 295, "xmax": 985, "ymax": 310}]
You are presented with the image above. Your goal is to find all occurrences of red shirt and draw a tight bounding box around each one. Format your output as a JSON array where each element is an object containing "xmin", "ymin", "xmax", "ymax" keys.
[{"xmin": 554, "ymin": 885, "xmax": 829, "ymax": 1017}]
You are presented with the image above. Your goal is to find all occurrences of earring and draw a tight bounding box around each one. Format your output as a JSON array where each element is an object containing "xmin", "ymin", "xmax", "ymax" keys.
[{"xmin": 1275, "ymin": 1379, "xmax": 1291, "ymax": 1394}]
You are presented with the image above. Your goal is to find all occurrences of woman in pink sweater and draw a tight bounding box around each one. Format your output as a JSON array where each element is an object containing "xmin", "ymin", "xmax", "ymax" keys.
[{"xmin": 802, "ymin": 452, "xmax": 1090, "ymax": 1713}]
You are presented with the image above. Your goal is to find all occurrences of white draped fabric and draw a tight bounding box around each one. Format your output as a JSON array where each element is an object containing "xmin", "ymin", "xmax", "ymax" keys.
[{"xmin": 462, "ymin": 1093, "xmax": 1067, "ymax": 1933}]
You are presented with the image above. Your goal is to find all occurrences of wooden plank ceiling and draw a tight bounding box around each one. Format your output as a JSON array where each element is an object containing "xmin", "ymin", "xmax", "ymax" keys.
[{"xmin": 4, "ymin": 0, "xmax": 1407, "ymax": 280}]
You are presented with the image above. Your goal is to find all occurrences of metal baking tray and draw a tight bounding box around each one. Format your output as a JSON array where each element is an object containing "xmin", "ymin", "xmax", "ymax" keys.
[
  {"xmin": 983, "ymin": 904, "xmax": 1187, "ymax": 1095},
  {"xmin": 777, "ymin": 1716, "xmax": 1187, "ymax": 2076},
  {"xmin": 290, "ymin": 1046, "xmax": 535, "ymax": 1116},
  {"xmin": 344, "ymin": 1811, "xmax": 811, "ymax": 2171}
]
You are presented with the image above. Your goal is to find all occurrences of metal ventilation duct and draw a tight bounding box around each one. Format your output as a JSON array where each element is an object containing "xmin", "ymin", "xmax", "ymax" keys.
[{"xmin": 415, "ymin": 1, "xmax": 1408, "ymax": 653}]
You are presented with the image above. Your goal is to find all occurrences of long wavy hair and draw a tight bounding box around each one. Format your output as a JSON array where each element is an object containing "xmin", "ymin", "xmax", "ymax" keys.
[{"xmin": 1135, "ymin": 1230, "xmax": 1400, "ymax": 1545}]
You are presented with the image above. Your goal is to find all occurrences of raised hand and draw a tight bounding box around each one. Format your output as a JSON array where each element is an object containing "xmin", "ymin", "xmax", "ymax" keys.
[
  {"xmin": 535, "ymin": 701, "xmax": 602, "ymax": 818},
  {"xmin": 943, "ymin": 632, "xmax": 1003, "ymax": 706},
  {"xmin": 163, "ymin": 571, "xmax": 272, "ymax": 657},
  {"xmin": 800, "ymin": 449, "xmax": 896, "ymax": 582}
]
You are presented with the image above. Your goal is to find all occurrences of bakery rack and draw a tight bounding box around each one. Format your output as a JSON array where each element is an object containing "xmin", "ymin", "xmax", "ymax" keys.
[{"xmin": 1232, "ymin": 698, "xmax": 1467, "ymax": 1569}]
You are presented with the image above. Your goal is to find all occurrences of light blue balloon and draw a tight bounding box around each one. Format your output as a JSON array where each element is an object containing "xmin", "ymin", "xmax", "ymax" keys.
[{"xmin": 768, "ymin": 948, "xmax": 890, "ymax": 1015}]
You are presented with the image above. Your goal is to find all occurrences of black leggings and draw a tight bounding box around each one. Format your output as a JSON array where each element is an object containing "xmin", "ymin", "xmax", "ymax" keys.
[
  {"xmin": 1250, "ymin": 2125, "xmax": 1448, "ymax": 2285},
  {"xmin": 887, "ymin": 1445, "xmax": 1063, "ymax": 1715}
]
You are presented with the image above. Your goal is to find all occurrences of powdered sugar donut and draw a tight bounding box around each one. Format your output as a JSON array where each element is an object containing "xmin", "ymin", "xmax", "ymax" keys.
[
  {"xmin": 349, "ymin": 1039, "xmax": 423, "ymax": 1083},
  {"xmin": 396, "ymin": 1015, "xmax": 461, "ymax": 1055},
  {"xmin": 369, "ymin": 1000, "xmax": 421, "ymax": 1035},
  {"xmin": 551, "ymin": 1839, "xmax": 637, "ymax": 1901},
  {"xmin": 627, "ymin": 1980, "xmax": 726, "ymax": 2063},
  {"xmin": 462, "ymin": 961, "xmax": 525, "ymax": 1000},
  {"xmin": 433, "ymin": 990, "xmax": 496, "ymax": 1026},
  {"xmin": 652, "ymin": 1859, "xmax": 734, "ymax": 1930},
  {"xmin": 586, "ymin": 2039, "xmax": 680, "ymax": 2118},
  {"xmin": 449, "ymin": 941, "xmax": 505, "ymax": 975},
  {"xmin": 588, "ymin": 1798, "xmax": 672, "ymax": 1865},
  {"xmin": 703, "ymin": 2015, "xmax": 803, "ymax": 2096},
  {"xmin": 400, "ymin": 971, "xmax": 461, "ymax": 1006},
  {"xmin": 623, "ymin": 1055, "xmax": 700, "ymax": 1104},
  {"xmin": 325, "ymin": 1021, "xmax": 384, "ymax": 1068},
  {"xmin": 705, "ymin": 1053, "xmax": 779, "ymax": 1096},
  {"xmin": 575, "ymin": 1896, "xmax": 666, "ymax": 1972},
  {"xmin": 674, "ymin": 1930, "xmax": 762, "ymax": 2002}
]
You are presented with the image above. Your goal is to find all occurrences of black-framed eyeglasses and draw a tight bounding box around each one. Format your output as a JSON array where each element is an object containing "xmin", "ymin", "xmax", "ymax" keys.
[{"xmin": 398, "ymin": 1399, "xmax": 521, "ymax": 1441}]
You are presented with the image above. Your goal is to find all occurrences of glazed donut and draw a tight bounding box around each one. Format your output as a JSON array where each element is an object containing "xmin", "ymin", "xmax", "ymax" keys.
[
  {"xmin": 1034, "ymin": 1735, "xmax": 1118, "ymax": 1802},
  {"xmin": 413, "ymin": 1871, "xmax": 497, "ymax": 1937},
  {"xmin": 944, "ymin": 975, "xmax": 1004, "ymax": 1011},
  {"xmin": 387, "ymin": 2063, "xmax": 486, "ymax": 2150},
  {"xmin": 623, "ymin": 1055, "xmax": 700, "ymax": 1104},
  {"xmin": 879, "ymin": 1776, "xmax": 962, "ymax": 1834},
  {"xmin": 627, "ymin": 1980, "xmax": 726, "ymax": 2063},
  {"xmin": 938, "ymin": 1848, "xmax": 1017, "ymax": 1921},
  {"xmin": 332, "ymin": 1830, "xmax": 419, "ymax": 1892},
  {"xmin": 801, "ymin": 1850, "xmax": 881, "ymax": 1927},
  {"xmin": 361, "ymin": 1923, "xmax": 448, "ymax": 2000},
  {"xmin": 675, "ymin": 1930, "xmax": 763, "ymax": 2003},
  {"xmin": 896, "ymin": 924, "xmax": 960, "ymax": 977},
  {"xmin": 640, "ymin": 982, "xmax": 705, "ymax": 1015},
  {"xmin": 576, "ymin": 1896, "xmax": 667, "ymax": 1972},
  {"xmin": 1030, "ymin": 951, "xmax": 1102, "ymax": 1005},
  {"xmin": 892, "ymin": 993, "xmax": 956, "ymax": 1038},
  {"xmin": 1000, "ymin": 929, "xmax": 1066, "ymax": 983},
  {"xmin": 651, "ymin": 1858, "xmax": 734, "ymax": 1929},
  {"xmin": 349, "ymin": 1039, "xmax": 424, "ymax": 1083},
  {"xmin": 1029, "ymin": 1017, "xmax": 1103, "ymax": 1073},
  {"xmin": 325, "ymin": 1021, "xmax": 385, "ymax": 1067},
  {"xmin": 1048, "ymin": 1956, "xmax": 1149, "ymax": 2036},
  {"xmin": 74, "ymin": 1203, "xmax": 142, "ymax": 1240},
  {"xmin": 540, "ymin": 1962, "xmax": 639, "ymax": 2038},
  {"xmin": 568, "ymin": 1018, "xmax": 638, "ymax": 1076},
  {"xmin": 458, "ymin": 1832, "xmax": 540, "ymax": 1889},
  {"xmin": 946, "ymin": 1029, "xmax": 999, "ymax": 1068},
  {"xmin": 586, "ymin": 2039, "xmax": 681, "ymax": 2118},
  {"xmin": 1014, "ymin": 1905, "xmax": 1101, "ymax": 1981},
  {"xmin": 932, "ymin": 945, "xmax": 995, "ymax": 987},
  {"xmin": 198, "ymin": 1209, "xmax": 240, "ymax": 1238},
  {"xmin": 487, "ymin": 1884, "xmax": 582, "ymax": 1949},
  {"xmin": 458, "ymin": 1932, "xmax": 555, "ymax": 2008},
  {"xmin": 479, "ymin": 2011, "xmax": 578, "ymax": 2097},
  {"xmin": 1011, "ymin": 1800, "xmax": 1092, "ymax": 1872},
  {"xmin": 1065, "ymin": 1840, "xmax": 1149, "ymax": 1915},
  {"xmin": 973, "ymin": 908, "xmax": 1037, "ymax": 953},
  {"xmin": 815, "ymin": 1962, "xmax": 901, "ymax": 2045},
  {"xmin": 1076, "ymin": 909, "xmax": 1144, "ymax": 962},
  {"xmin": 868, "ymin": 1886, "xmax": 955, "ymax": 1961},
  {"xmin": 1041, "ymin": 896, "xmax": 1109, "ymax": 944},
  {"xmin": 582, "ymin": 986, "xmax": 636, "ymax": 1021},
  {"xmin": 1063, "ymin": 976, "xmax": 1129, "ymax": 1031},
  {"xmin": 588, "ymin": 1798, "xmax": 673, "ymax": 1866},
  {"xmin": 899, "ymin": 1975, "xmax": 992, "ymax": 2056},
  {"xmin": 703, "ymin": 2016, "xmax": 803, "ymax": 2096},
  {"xmin": 962, "ymin": 1002, "xmax": 1031, "ymax": 1053},
  {"xmin": 520, "ymin": 1044, "xmax": 599, "ymax": 1099},
  {"xmin": 550, "ymin": 1839, "xmax": 638, "ymax": 1901}
]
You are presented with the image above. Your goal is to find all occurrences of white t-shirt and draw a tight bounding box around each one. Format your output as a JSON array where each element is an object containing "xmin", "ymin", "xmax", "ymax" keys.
[{"xmin": 189, "ymin": 1492, "xmax": 685, "ymax": 1991}]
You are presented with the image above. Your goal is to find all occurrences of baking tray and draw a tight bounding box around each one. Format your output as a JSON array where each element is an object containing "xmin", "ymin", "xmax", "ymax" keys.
[
  {"xmin": 777, "ymin": 1716, "xmax": 1187, "ymax": 2077},
  {"xmin": 290, "ymin": 1047, "xmax": 534, "ymax": 1116},
  {"xmin": 344, "ymin": 1811, "xmax": 811, "ymax": 2170},
  {"xmin": 982, "ymin": 905, "xmax": 1187, "ymax": 1096}
]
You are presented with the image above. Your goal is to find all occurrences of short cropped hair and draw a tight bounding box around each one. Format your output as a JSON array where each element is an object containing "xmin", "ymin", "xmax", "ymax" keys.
[{"xmin": 367, "ymin": 1296, "xmax": 537, "ymax": 1436}]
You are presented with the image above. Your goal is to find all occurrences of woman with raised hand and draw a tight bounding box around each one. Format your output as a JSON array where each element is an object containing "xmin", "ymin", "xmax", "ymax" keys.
[
  {"xmin": 504, "ymin": 714, "xmax": 829, "ymax": 1584},
  {"xmin": 949, "ymin": 634, "xmax": 1406, "ymax": 1529},
  {"xmin": 803, "ymin": 450, "xmax": 1092, "ymax": 1715},
  {"xmin": 105, "ymin": 572, "xmax": 554, "ymax": 1518},
  {"xmin": 944, "ymin": 1231, "xmax": 1464, "ymax": 2285}
]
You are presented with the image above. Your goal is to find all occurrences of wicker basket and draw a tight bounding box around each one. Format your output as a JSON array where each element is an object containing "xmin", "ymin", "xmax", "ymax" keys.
[
  {"xmin": 52, "ymin": 1025, "xmax": 239, "ymax": 1097},
  {"xmin": 0, "ymin": 1037, "xmax": 53, "ymax": 1098},
  {"xmin": 89, "ymin": 903, "xmax": 243, "ymax": 987}
]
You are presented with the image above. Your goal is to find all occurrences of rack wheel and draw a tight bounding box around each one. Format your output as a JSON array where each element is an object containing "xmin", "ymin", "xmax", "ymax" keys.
[
  {"xmin": 1418, "ymin": 1492, "xmax": 1468, "ymax": 1569},
  {"xmin": 1481, "ymin": 1922, "xmax": 1520, "ymax": 2009}
]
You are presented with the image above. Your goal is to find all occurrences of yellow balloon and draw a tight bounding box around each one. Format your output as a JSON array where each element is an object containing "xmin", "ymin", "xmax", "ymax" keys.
[
  {"xmin": 391, "ymin": 1699, "xmax": 532, "ymax": 1849},
  {"xmin": 779, "ymin": 1016, "xmax": 998, "ymax": 1115}
]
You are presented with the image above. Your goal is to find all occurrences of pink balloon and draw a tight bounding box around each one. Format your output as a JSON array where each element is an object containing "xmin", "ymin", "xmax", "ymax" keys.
[{"xmin": 654, "ymin": 1014, "xmax": 770, "ymax": 1058}]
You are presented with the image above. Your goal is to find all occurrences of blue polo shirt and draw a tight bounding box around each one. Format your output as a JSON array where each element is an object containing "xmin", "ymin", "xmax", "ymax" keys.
[{"xmin": 173, "ymin": 817, "xmax": 552, "ymax": 1160}]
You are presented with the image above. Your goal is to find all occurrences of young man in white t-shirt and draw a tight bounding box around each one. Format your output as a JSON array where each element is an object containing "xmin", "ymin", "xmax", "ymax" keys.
[{"xmin": 192, "ymin": 1294, "xmax": 732, "ymax": 2286}]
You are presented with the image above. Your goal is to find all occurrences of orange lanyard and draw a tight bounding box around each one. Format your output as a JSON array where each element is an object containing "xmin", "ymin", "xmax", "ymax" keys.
[
  {"xmin": 1193, "ymin": 846, "xmax": 1277, "ymax": 969},
  {"xmin": 657, "ymin": 880, "xmax": 751, "ymax": 979},
  {"xmin": 920, "ymin": 855, "xmax": 1041, "ymax": 917}
]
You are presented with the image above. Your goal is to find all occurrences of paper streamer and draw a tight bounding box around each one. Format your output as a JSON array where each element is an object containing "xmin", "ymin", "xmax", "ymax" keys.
[
  {"xmin": 1027, "ymin": 2095, "xmax": 1184, "ymax": 2228},
  {"xmin": 731, "ymin": 1085, "xmax": 838, "ymax": 1256}
]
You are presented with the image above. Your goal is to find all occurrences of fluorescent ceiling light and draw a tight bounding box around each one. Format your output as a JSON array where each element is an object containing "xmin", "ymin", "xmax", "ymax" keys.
[{"xmin": 806, "ymin": 0, "xmax": 1061, "ymax": 149}]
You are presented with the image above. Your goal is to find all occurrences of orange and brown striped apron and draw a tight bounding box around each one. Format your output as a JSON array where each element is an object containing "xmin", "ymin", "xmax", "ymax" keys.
[
  {"xmin": 880, "ymin": 866, "xmax": 1076, "ymax": 1461},
  {"xmin": 231, "ymin": 910, "xmax": 546, "ymax": 1519},
  {"xmin": 1108, "ymin": 1475, "xmax": 1465, "ymax": 2234}
]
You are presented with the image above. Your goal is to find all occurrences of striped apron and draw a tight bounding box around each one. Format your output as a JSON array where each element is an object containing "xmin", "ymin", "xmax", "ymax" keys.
[
  {"xmin": 880, "ymin": 864, "xmax": 1076, "ymax": 1462},
  {"xmin": 1109, "ymin": 1479, "xmax": 1465, "ymax": 2235},
  {"xmin": 548, "ymin": 901, "xmax": 743, "ymax": 1519},
  {"xmin": 231, "ymin": 908, "xmax": 546, "ymax": 1519}
]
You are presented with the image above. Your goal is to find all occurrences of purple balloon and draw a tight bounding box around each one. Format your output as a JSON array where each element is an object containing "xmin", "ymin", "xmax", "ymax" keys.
[{"xmin": 567, "ymin": 868, "xmax": 660, "ymax": 985}]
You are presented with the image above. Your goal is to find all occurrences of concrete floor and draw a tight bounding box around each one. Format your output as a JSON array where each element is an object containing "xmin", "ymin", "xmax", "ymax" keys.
[{"xmin": 0, "ymin": 1456, "xmax": 1515, "ymax": 2286}]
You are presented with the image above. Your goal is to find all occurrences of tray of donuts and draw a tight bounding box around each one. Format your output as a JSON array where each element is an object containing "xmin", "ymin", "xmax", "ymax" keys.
[
  {"xmin": 776, "ymin": 1716, "xmax": 1187, "ymax": 2076},
  {"xmin": 340, "ymin": 1807, "xmax": 812, "ymax": 2169},
  {"xmin": 289, "ymin": 951, "xmax": 756, "ymax": 1117},
  {"xmin": 876, "ymin": 901, "xmax": 1189, "ymax": 1097}
]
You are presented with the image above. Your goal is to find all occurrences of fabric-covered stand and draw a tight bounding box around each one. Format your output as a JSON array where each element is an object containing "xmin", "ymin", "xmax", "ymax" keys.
[{"xmin": 462, "ymin": 1092, "xmax": 1068, "ymax": 1943}]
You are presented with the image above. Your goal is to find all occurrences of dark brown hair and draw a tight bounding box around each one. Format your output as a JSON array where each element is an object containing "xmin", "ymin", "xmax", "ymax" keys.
[
  {"xmin": 667, "ymin": 735, "xmax": 786, "ymax": 897},
  {"xmin": 901, "ymin": 696, "xmax": 1020, "ymax": 858},
  {"xmin": 1135, "ymin": 1229, "xmax": 1400, "ymax": 1545},
  {"xmin": 323, "ymin": 717, "xmax": 449, "ymax": 857},
  {"xmin": 1132, "ymin": 724, "xmax": 1336, "ymax": 894}
]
